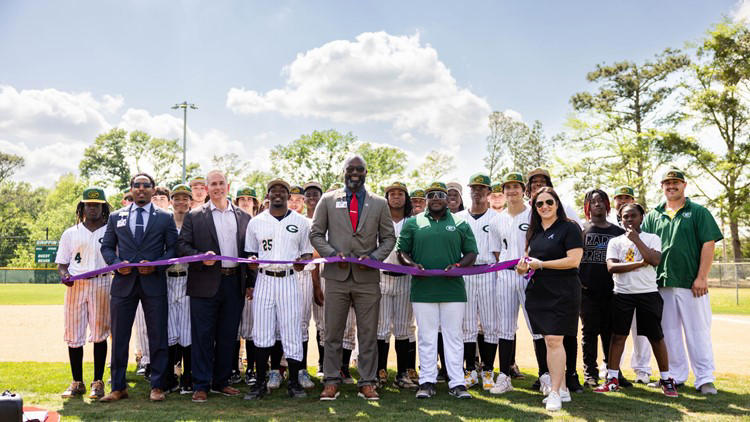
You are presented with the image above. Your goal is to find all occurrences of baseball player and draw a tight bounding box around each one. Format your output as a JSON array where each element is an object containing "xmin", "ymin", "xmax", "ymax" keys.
[
  {"xmin": 446, "ymin": 182, "xmax": 465, "ymax": 213},
  {"xmin": 488, "ymin": 172, "xmax": 545, "ymax": 395},
  {"xmin": 288, "ymin": 185, "xmax": 306, "ymax": 214},
  {"xmin": 244, "ymin": 179, "xmax": 313, "ymax": 400},
  {"xmin": 376, "ymin": 182, "xmax": 418, "ymax": 390},
  {"xmin": 152, "ymin": 186, "xmax": 171, "ymax": 211},
  {"xmin": 410, "ymin": 189, "xmax": 426, "ymax": 215},
  {"xmin": 303, "ymin": 182, "xmax": 326, "ymax": 378},
  {"xmin": 57, "ymin": 187, "xmax": 112, "ymax": 400},
  {"xmin": 456, "ymin": 173, "xmax": 500, "ymax": 390},
  {"xmin": 189, "ymin": 176, "xmax": 208, "ymax": 209},
  {"xmin": 165, "ymin": 184, "xmax": 193, "ymax": 394},
  {"xmin": 489, "ymin": 182, "xmax": 506, "ymax": 212},
  {"xmin": 235, "ymin": 187, "xmax": 259, "ymax": 217}
]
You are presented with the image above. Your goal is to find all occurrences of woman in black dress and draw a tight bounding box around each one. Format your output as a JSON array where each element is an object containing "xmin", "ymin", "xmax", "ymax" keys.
[{"xmin": 516, "ymin": 187, "xmax": 583, "ymax": 411}]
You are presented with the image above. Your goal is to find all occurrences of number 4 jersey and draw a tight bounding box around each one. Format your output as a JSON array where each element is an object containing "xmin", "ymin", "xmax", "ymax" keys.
[
  {"xmin": 55, "ymin": 223, "xmax": 109, "ymax": 276},
  {"xmin": 244, "ymin": 209, "xmax": 313, "ymax": 271}
]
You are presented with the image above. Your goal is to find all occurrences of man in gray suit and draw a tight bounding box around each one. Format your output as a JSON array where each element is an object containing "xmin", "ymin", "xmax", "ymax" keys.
[{"xmin": 310, "ymin": 155, "xmax": 396, "ymax": 401}]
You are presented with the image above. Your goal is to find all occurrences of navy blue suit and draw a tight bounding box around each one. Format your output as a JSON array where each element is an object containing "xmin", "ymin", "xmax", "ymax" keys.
[{"xmin": 101, "ymin": 203, "xmax": 178, "ymax": 391}]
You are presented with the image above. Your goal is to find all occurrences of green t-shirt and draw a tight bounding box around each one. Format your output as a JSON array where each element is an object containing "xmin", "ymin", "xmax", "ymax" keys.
[
  {"xmin": 397, "ymin": 210, "xmax": 478, "ymax": 303},
  {"xmin": 641, "ymin": 198, "xmax": 723, "ymax": 289}
]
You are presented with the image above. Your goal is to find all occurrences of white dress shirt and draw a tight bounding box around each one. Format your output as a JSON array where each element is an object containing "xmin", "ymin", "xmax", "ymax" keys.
[{"xmin": 210, "ymin": 200, "xmax": 239, "ymax": 268}]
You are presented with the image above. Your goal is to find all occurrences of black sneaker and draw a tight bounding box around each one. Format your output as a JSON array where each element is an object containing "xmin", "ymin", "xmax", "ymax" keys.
[
  {"xmin": 618, "ymin": 372, "xmax": 633, "ymax": 388},
  {"xmin": 229, "ymin": 370, "xmax": 243, "ymax": 385},
  {"xmin": 287, "ymin": 381, "xmax": 307, "ymax": 399},
  {"xmin": 415, "ymin": 382, "xmax": 436, "ymax": 399},
  {"xmin": 448, "ymin": 385, "xmax": 472, "ymax": 399},
  {"xmin": 245, "ymin": 370, "xmax": 257, "ymax": 387},
  {"xmin": 244, "ymin": 382, "xmax": 269, "ymax": 400},
  {"xmin": 143, "ymin": 364, "xmax": 152, "ymax": 382},
  {"xmin": 165, "ymin": 374, "xmax": 180, "ymax": 393},
  {"xmin": 566, "ymin": 372, "xmax": 583, "ymax": 393},
  {"xmin": 660, "ymin": 378, "xmax": 679, "ymax": 398},
  {"xmin": 179, "ymin": 384, "xmax": 193, "ymax": 395},
  {"xmin": 532, "ymin": 378, "xmax": 541, "ymax": 391}
]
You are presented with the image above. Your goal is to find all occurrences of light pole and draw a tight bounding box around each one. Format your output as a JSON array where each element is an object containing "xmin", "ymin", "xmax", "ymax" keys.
[{"xmin": 171, "ymin": 101, "xmax": 198, "ymax": 184}]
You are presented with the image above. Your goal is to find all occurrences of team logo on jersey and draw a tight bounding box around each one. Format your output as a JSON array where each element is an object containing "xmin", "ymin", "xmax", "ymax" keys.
[
  {"xmin": 482, "ymin": 225, "xmax": 489, "ymax": 233},
  {"xmin": 286, "ymin": 224, "xmax": 299, "ymax": 233},
  {"xmin": 445, "ymin": 225, "xmax": 456, "ymax": 231},
  {"xmin": 98, "ymin": 238, "xmax": 103, "ymax": 244},
  {"xmin": 683, "ymin": 212, "xmax": 692, "ymax": 218},
  {"xmin": 519, "ymin": 223, "xmax": 529, "ymax": 231}
]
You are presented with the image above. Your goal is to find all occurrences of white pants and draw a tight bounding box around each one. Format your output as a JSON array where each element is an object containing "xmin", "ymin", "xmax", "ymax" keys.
[
  {"xmin": 377, "ymin": 273, "xmax": 416, "ymax": 342},
  {"xmin": 135, "ymin": 302, "xmax": 150, "ymax": 365},
  {"xmin": 660, "ymin": 287, "xmax": 715, "ymax": 386},
  {"xmin": 166, "ymin": 274, "xmax": 191, "ymax": 347},
  {"xmin": 239, "ymin": 297, "xmax": 253, "ymax": 340},
  {"xmin": 297, "ymin": 270, "xmax": 313, "ymax": 342},
  {"xmin": 413, "ymin": 302, "xmax": 466, "ymax": 389},
  {"xmin": 629, "ymin": 317, "xmax": 652, "ymax": 375},
  {"xmin": 463, "ymin": 272, "xmax": 498, "ymax": 343},
  {"xmin": 496, "ymin": 270, "xmax": 542, "ymax": 341},
  {"xmin": 252, "ymin": 274, "xmax": 303, "ymax": 361}
]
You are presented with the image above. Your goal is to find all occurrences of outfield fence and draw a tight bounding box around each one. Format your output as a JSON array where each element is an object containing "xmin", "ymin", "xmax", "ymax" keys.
[{"xmin": 0, "ymin": 268, "xmax": 58, "ymax": 284}]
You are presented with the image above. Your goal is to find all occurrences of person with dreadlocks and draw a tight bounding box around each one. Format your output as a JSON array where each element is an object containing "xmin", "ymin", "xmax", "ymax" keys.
[
  {"xmin": 578, "ymin": 189, "xmax": 629, "ymax": 388},
  {"xmin": 56, "ymin": 187, "xmax": 112, "ymax": 400}
]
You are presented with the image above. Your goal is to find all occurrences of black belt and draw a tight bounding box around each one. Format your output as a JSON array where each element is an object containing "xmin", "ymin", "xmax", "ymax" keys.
[
  {"xmin": 220, "ymin": 267, "xmax": 238, "ymax": 276},
  {"xmin": 167, "ymin": 271, "xmax": 187, "ymax": 277},
  {"xmin": 260, "ymin": 268, "xmax": 294, "ymax": 277},
  {"xmin": 382, "ymin": 271, "xmax": 407, "ymax": 277}
]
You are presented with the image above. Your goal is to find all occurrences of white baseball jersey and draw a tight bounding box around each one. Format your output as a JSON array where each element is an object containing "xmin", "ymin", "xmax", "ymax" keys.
[
  {"xmin": 490, "ymin": 204, "xmax": 531, "ymax": 260},
  {"xmin": 56, "ymin": 223, "xmax": 111, "ymax": 348},
  {"xmin": 378, "ymin": 217, "xmax": 415, "ymax": 342},
  {"xmin": 244, "ymin": 210, "xmax": 313, "ymax": 269},
  {"xmin": 456, "ymin": 209, "xmax": 500, "ymax": 265}
]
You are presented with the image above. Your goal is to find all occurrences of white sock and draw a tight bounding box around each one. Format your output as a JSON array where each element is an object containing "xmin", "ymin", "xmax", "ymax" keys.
[
  {"xmin": 607, "ymin": 369, "xmax": 619, "ymax": 380},
  {"xmin": 660, "ymin": 371, "xmax": 670, "ymax": 380}
]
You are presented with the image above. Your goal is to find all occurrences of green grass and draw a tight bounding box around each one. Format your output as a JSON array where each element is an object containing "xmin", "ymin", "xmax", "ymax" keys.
[
  {"xmin": 2, "ymin": 284, "xmax": 750, "ymax": 315},
  {"xmin": 1, "ymin": 364, "xmax": 748, "ymax": 421}
]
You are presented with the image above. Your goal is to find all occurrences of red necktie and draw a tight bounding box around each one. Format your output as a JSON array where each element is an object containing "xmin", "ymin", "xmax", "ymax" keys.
[{"xmin": 349, "ymin": 194, "xmax": 358, "ymax": 231}]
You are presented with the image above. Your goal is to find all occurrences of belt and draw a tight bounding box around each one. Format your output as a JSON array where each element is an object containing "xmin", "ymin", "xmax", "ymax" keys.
[
  {"xmin": 382, "ymin": 271, "xmax": 407, "ymax": 277},
  {"xmin": 167, "ymin": 271, "xmax": 187, "ymax": 277},
  {"xmin": 260, "ymin": 268, "xmax": 294, "ymax": 277},
  {"xmin": 220, "ymin": 267, "xmax": 238, "ymax": 276}
]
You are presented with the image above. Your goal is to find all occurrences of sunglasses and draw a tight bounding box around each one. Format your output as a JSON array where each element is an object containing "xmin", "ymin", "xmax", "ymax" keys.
[
  {"xmin": 426, "ymin": 191, "xmax": 447, "ymax": 199},
  {"xmin": 132, "ymin": 182, "xmax": 153, "ymax": 189},
  {"xmin": 535, "ymin": 199, "xmax": 556, "ymax": 208},
  {"xmin": 346, "ymin": 166, "xmax": 365, "ymax": 173}
]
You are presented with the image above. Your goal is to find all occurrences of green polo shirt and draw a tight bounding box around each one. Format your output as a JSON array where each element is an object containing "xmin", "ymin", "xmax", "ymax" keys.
[
  {"xmin": 641, "ymin": 198, "xmax": 723, "ymax": 289},
  {"xmin": 397, "ymin": 210, "xmax": 478, "ymax": 303}
]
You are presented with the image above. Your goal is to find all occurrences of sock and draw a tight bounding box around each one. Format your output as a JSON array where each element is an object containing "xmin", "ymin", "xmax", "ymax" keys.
[
  {"xmin": 563, "ymin": 335, "xmax": 577, "ymax": 376},
  {"xmin": 464, "ymin": 342, "xmax": 477, "ymax": 371},
  {"xmin": 287, "ymin": 358, "xmax": 302, "ymax": 388},
  {"xmin": 255, "ymin": 347, "xmax": 273, "ymax": 385},
  {"xmin": 479, "ymin": 341, "xmax": 497, "ymax": 372},
  {"xmin": 608, "ymin": 369, "xmax": 619, "ymax": 380},
  {"xmin": 394, "ymin": 339, "xmax": 409, "ymax": 374},
  {"xmin": 168, "ymin": 344, "xmax": 178, "ymax": 382},
  {"xmin": 271, "ymin": 340, "xmax": 283, "ymax": 370},
  {"xmin": 174, "ymin": 344, "xmax": 183, "ymax": 368},
  {"xmin": 93, "ymin": 341, "xmax": 107, "ymax": 381},
  {"xmin": 316, "ymin": 331, "xmax": 325, "ymax": 368},
  {"xmin": 408, "ymin": 340, "xmax": 417, "ymax": 370},
  {"xmin": 498, "ymin": 339, "xmax": 514, "ymax": 376},
  {"xmin": 377, "ymin": 340, "xmax": 389, "ymax": 372},
  {"xmin": 233, "ymin": 340, "xmax": 241, "ymax": 372},
  {"xmin": 301, "ymin": 340, "xmax": 309, "ymax": 371},
  {"xmin": 660, "ymin": 370, "xmax": 670, "ymax": 380},
  {"xmin": 437, "ymin": 333, "xmax": 447, "ymax": 372},
  {"xmin": 342, "ymin": 348, "xmax": 353, "ymax": 372},
  {"xmin": 68, "ymin": 346, "xmax": 84, "ymax": 382},
  {"xmin": 182, "ymin": 345, "xmax": 192, "ymax": 383},
  {"xmin": 245, "ymin": 340, "xmax": 256, "ymax": 373},
  {"xmin": 533, "ymin": 338, "xmax": 548, "ymax": 375}
]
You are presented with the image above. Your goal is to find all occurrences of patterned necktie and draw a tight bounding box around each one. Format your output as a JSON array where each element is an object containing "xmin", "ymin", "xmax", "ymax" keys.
[
  {"xmin": 135, "ymin": 207, "xmax": 145, "ymax": 245},
  {"xmin": 349, "ymin": 193, "xmax": 358, "ymax": 231}
]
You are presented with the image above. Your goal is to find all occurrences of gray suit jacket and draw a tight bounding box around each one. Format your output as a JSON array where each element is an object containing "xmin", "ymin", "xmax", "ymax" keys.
[{"xmin": 310, "ymin": 188, "xmax": 396, "ymax": 283}]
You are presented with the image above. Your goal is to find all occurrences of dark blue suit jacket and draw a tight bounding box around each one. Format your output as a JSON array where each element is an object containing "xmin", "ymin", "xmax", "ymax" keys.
[{"xmin": 101, "ymin": 203, "xmax": 178, "ymax": 297}]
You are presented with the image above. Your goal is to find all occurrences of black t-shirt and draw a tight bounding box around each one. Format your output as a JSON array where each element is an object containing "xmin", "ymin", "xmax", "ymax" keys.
[
  {"xmin": 528, "ymin": 218, "xmax": 584, "ymax": 278},
  {"xmin": 579, "ymin": 223, "xmax": 625, "ymax": 292}
]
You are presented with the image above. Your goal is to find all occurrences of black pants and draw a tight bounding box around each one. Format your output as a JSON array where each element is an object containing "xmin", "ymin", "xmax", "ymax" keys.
[{"xmin": 580, "ymin": 289, "xmax": 612, "ymax": 379}]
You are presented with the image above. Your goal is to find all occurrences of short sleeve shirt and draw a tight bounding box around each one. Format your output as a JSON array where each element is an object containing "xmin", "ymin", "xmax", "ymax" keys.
[
  {"xmin": 55, "ymin": 224, "xmax": 108, "ymax": 276},
  {"xmin": 456, "ymin": 209, "xmax": 500, "ymax": 264},
  {"xmin": 641, "ymin": 198, "xmax": 723, "ymax": 289},
  {"xmin": 579, "ymin": 223, "xmax": 624, "ymax": 292},
  {"xmin": 606, "ymin": 232, "xmax": 662, "ymax": 294},
  {"xmin": 245, "ymin": 210, "xmax": 313, "ymax": 271},
  {"xmin": 397, "ymin": 210, "xmax": 478, "ymax": 303},
  {"xmin": 528, "ymin": 219, "xmax": 584, "ymax": 278}
]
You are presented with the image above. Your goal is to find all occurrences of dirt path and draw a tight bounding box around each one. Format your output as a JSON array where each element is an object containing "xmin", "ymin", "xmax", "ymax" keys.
[{"xmin": 2, "ymin": 305, "xmax": 747, "ymax": 378}]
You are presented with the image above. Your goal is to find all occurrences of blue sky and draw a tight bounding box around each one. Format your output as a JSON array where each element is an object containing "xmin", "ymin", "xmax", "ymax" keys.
[{"xmin": 0, "ymin": 0, "xmax": 742, "ymax": 188}]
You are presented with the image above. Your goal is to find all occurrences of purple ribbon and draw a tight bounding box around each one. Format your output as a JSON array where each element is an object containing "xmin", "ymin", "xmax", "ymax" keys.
[{"xmin": 65, "ymin": 254, "xmax": 532, "ymax": 282}]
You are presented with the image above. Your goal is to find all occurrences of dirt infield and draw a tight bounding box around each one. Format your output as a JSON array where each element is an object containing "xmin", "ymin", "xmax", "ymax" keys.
[{"xmin": 2, "ymin": 305, "xmax": 748, "ymax": 379}]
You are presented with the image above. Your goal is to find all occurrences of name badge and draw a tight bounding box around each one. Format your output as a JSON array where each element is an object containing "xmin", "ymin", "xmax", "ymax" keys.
[
  {"xmin": 336, "ymin": 200, "xmax": 347, "ymax": 209},
  {"xmin": 117, "ymin": 219, "xmax": 127, "ymax": 228}
]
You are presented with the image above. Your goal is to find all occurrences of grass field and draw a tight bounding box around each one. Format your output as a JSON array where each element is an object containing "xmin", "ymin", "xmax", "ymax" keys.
[
  {"xmin": 2, "ymin": 284, "xmax": 749, "ymax": 314},
  {"xmin": 1, "ymin": 363, "xmax": 748, "ymax": 421}
]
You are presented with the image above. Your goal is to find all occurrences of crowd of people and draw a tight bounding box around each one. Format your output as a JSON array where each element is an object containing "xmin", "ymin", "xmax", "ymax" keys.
[{"xmin": 55, "ymin": 157, "xmax": 722, "ymax": 412}]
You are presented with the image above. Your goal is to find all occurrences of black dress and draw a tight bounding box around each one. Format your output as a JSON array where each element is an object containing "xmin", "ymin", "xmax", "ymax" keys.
[{"xmin": 525, "ymin": 218, "xmax": 584, "ymax": 336}]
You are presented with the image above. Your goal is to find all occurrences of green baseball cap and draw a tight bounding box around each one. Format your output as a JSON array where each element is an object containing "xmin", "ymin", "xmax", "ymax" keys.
[
  {"xmin": 384, "ymin": 181, "xmax": 408, "ymax": 195},
  {"xmin": 613, "ymin": 185, "xmax": 635, "ymax": 198},
  {"xmin": 468, "ymin": 172, "xmax": 491, "ymax": 187},
  {"xmin": 82, "ymin": 187, "xmax": 107, "ymax": 203},
  {"xmin": 661, "ymin": 168, "xmax": 685, "ymax": 183},
  {"xmin": 235, "ymin": 187, "xmax": 256, "ymax": 199},
  {"xmin": 491, "ymin": 182, "xmax": 503, "ymax": 193},
  {"xmin": 171, "ymin": 184, "xmax": 193, "ymax": 199},
  {"xmin": 425, "ymin": 181, "xmax": 448, "ymax": 193},
  {"xmin": 502, "ymin": 171, "xmax": 526, "ymax": 190},
  {"xmin": 290, "ymin": 185, "xmax": 304, "ymax": 195},
  {"xmin": 410, "ymin": 189, "xmax": 425, "ymax": 199},
  {"xmin": 189, "ymin": 176, "xmax": 206, "ymax": 186}
]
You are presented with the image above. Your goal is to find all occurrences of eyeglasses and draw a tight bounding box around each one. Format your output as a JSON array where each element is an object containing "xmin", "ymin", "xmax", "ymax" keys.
[
  {"xmin": 346, "ymin": 166, "xmax": 365, "ymax": 173},
  {"xmin": 132, "ymin": 182, "xmax": 153, "ymax": 189},
  {"xmin": 426, "ymin": 191, "xmax": 447, "ymax": 199},
  {"xmin": 535, "ymin": 199, "xmax": 555, "ymax": 208}
]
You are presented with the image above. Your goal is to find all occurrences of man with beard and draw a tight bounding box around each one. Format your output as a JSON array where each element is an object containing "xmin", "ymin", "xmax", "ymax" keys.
[{"xmin": 311, "ymin": 155, "xmax": 396, "ymax": 401}]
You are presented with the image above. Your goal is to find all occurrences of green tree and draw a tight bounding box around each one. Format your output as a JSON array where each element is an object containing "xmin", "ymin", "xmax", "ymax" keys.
[
  {"xmin": 79, "ymin": 128, "xmax": 131, "ymax": 190},
  {"xmin": 408, "ymin": 150, "xmax": 456, "ymax": 189},
  {"xmin": 659, "ymin": 21, "xmax": 750, "ymax": 260},
  {"xmin": 211, "ymin": 153, "xmax": 248, "ymax": 188},
  {"xmin": 352, "ymin": 142, "xmax": 408, "ymax": 194},
  {"xmin": 242, "ymin": 169, "xmax": 275, "ymax": 199},
  {"xmin": 566, "ymin": 48, "xmax": 690, "ymax": 205},
  {"xmin": 0, "ymin": 151, "xmax": 24, "ymax": 184}
]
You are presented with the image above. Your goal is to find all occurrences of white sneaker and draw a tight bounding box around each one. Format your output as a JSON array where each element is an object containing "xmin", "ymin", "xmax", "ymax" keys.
[
  {"xmin": 545, "ymin": 387, "xmax": 572, "ymax": 403},
  {"xmin": 545, "ymin": 390, "xmax": 562, "ymax": 411},
  {"xmin": 481, "ymin": 370, "xmax": 495, "ymax": 390},
  {"xmin": 464, "ymin": 369, "xmax": 479, "ymax": 388},
  {"xmin": 267, "ymin": 370, "xmax": 283, "ymax": 389},
  {"xmin": 298, "ymin": 370, "xmax": 315, "ymax": 389},
  {"xmin": 635, "ymin": 371, "xmax": 651, "ymax": 384},
  {"xmin": 539, "ymin": 373, "xmax": 552, "ymax": 396},
  {"xmin": 489, "ymin": 373, "xmax": 513, "ymax": 395}
]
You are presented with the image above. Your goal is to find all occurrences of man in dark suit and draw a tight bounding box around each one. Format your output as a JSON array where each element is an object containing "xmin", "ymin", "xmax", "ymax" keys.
[
  {"xmin": 310, "ymin": 155, "xmax": 396, "ymax": 401},
  {"xmin": 100, "ymin": 173, "xmax": 178, "ymax": 402},
  {"xmin": 177, "ymin": 170, "xmax": 252, "ymax": 403}
]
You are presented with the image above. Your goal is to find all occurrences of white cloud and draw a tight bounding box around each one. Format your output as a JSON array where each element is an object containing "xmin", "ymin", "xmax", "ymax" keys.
[
  {"xmin": 732, "ymin": 0, "xmax": 750, "ymax": 23},
  {"xmin": 0, "ymin": 139, "xmax": 87, "ymax": 183},
  {"xmin": 227, "ymin": 31, "xmax": 491, "ymax": 146}
]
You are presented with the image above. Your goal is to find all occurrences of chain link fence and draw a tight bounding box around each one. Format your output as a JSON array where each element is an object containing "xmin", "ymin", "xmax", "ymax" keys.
[{"xmin": 0, "ymin": 268, "xmax": 58, "ymax": 283}]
